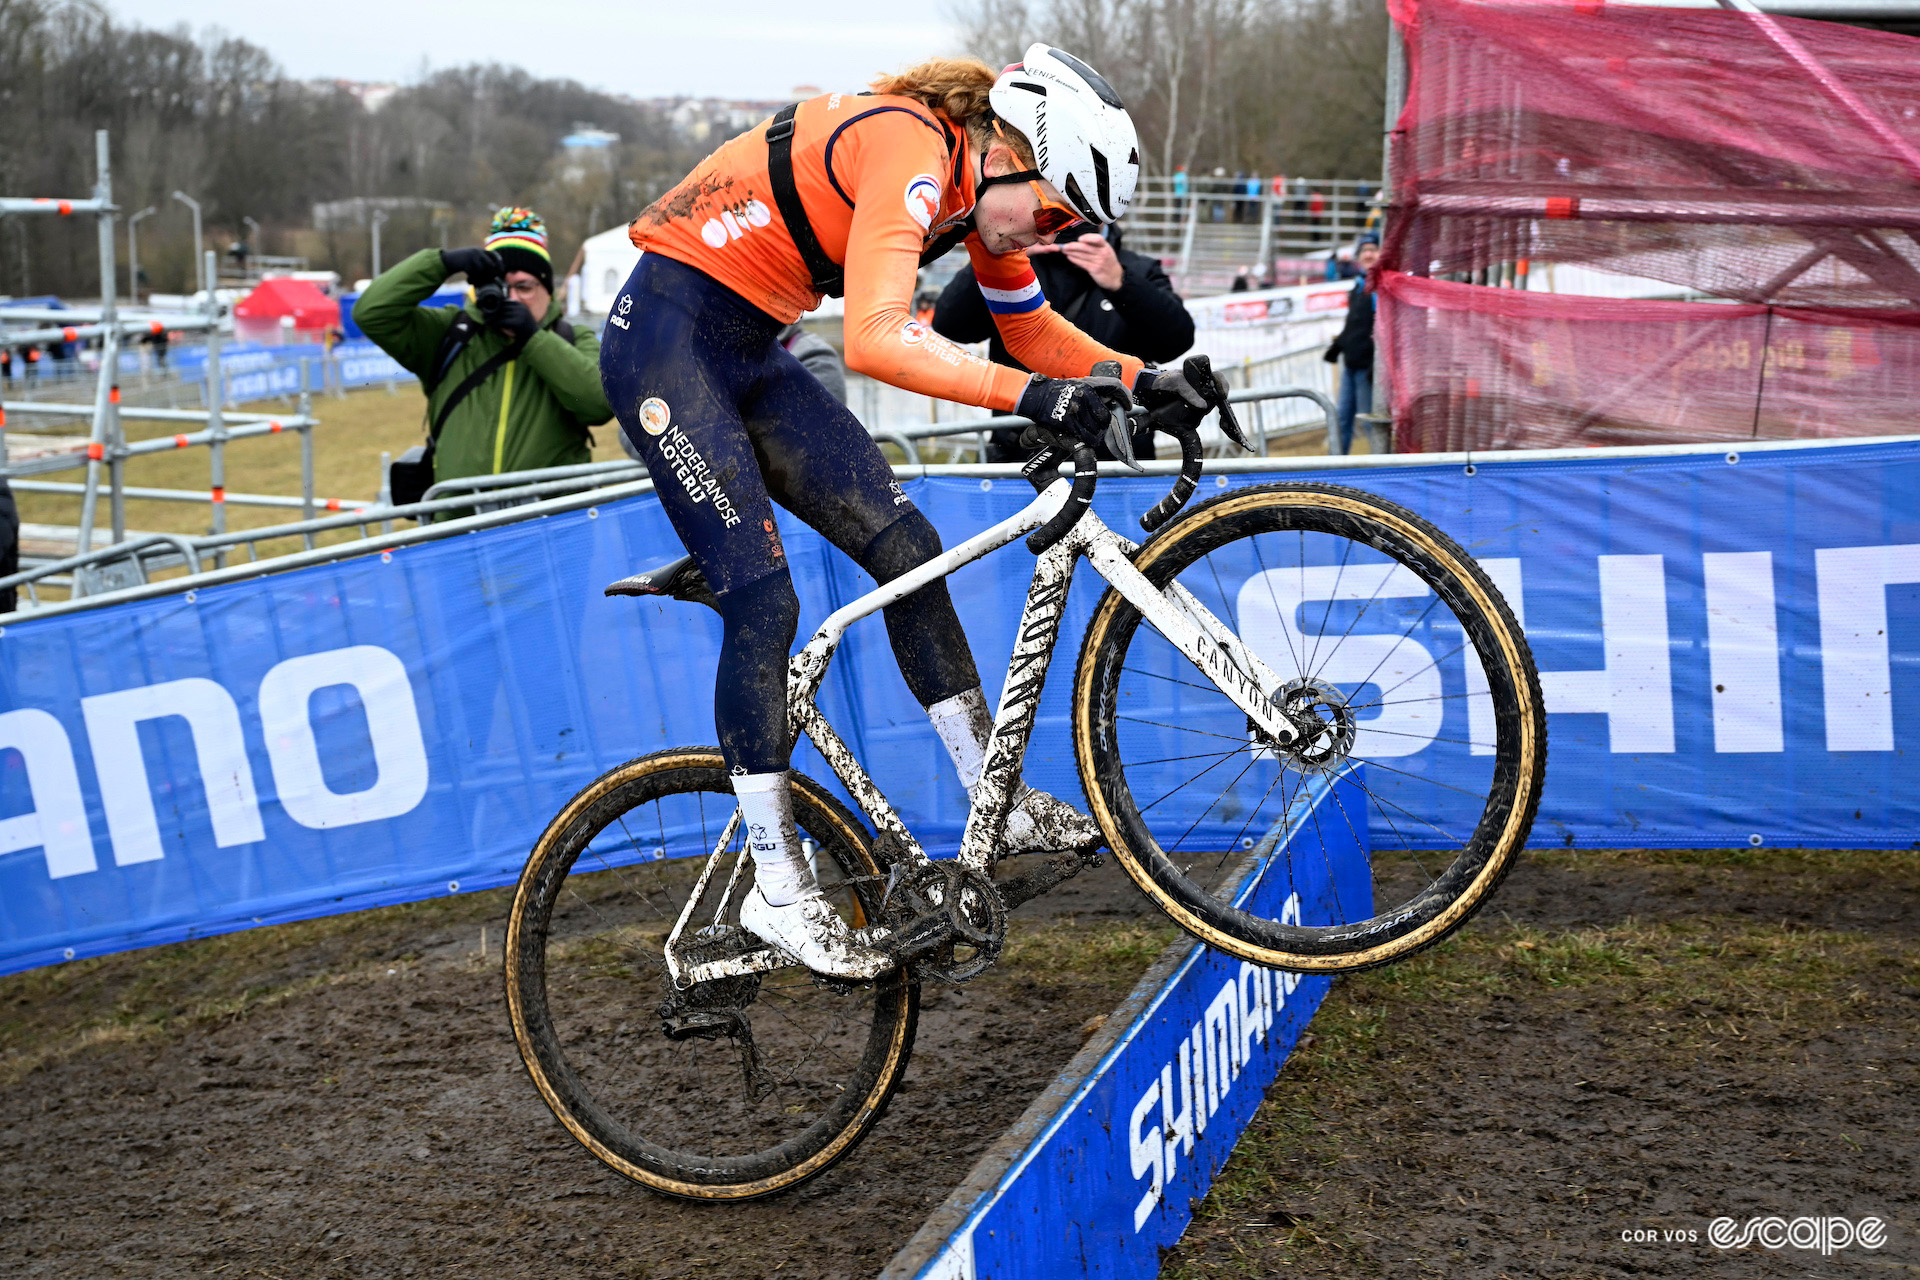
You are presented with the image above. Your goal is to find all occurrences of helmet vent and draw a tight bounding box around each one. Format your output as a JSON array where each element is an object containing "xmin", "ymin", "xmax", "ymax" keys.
[{"xmin": 1052, "ymin": 48, "xmax": 1124, "ymax": 109}]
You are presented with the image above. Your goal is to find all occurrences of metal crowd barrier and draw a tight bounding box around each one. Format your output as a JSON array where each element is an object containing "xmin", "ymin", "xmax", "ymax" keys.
[{"xmin": 0, "ymin": 385, "xmax": 1343, "ymax": 616}]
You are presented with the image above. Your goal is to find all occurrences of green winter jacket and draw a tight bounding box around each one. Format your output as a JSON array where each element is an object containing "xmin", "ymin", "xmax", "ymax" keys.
[{"xmin": 352, "ymin": 248, "xmax": 612, "ymax": 483}]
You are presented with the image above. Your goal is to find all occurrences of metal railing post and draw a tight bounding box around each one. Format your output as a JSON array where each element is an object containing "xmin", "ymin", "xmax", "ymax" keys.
[
  {"xmin": 298, "ymin": 369, "xmax": 317, "ymax": 546},
  {"xmin": 1256, "ymin": 183, "xmax": 1274, "ymax": 276},
  {"xmin": 204, "ymin": 248, "xmax": 228, "ymax": 563}
]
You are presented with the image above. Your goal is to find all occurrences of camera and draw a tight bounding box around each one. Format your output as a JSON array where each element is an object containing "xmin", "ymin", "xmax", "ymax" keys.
[{"xmin": 474, "ymin": 278, "xmax": 508, "ymax": 321}]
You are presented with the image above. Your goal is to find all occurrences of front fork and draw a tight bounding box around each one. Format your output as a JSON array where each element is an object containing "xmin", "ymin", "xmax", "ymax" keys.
[{"xmin": 1083, "ymin": 532, "xmax": 1302, "ymax": 748}]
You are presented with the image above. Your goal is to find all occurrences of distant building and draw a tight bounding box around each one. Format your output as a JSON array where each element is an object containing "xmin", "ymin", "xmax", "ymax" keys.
[{"xmin": 560, "ymin": 126, "xmax": 620, "ymax": 180}]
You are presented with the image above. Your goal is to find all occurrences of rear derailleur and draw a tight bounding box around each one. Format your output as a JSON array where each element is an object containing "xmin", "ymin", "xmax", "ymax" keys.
[{"xmin": 656, "ymin": 924, "xmax": 774, "ymax": 1102}]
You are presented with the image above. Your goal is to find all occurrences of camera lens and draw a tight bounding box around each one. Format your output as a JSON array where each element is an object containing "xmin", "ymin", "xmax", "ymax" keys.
[{"xmin": 475, "ymin": 280, "xmax": 506, "ymax": 318}]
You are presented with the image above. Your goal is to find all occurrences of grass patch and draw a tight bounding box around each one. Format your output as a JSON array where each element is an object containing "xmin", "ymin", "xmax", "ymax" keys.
[
  {"xmin": 999, "ymin": 915, "xmax": 1180, "ymax": 980},
  {"xmin": 1161, "ymin": 847, "xmax": 1920, "ymax": 1279}
]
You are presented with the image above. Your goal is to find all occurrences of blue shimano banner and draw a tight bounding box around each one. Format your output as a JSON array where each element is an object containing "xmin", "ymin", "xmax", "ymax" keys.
[
  {"xmin": 1, "ymin": 439, "xmax": 1917, "ymax": 973},
  {"xmin": 910, "ymin": 770, "xmax": 1366, "ymax": 1280}
]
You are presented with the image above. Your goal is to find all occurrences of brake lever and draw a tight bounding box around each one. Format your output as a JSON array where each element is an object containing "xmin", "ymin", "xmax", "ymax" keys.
[{"xmin": 1183, "ymin": 354, "xmax": 1251, "ymax": 453}]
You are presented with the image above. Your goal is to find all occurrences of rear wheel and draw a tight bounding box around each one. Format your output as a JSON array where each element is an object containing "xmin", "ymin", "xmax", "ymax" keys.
[
  {"xmin": 505, "ymin": 748, "xmax": 917, "ymax": 1200},
  {"xmin": 1073, "ymin": 482, "xmax": 1546, "ymax": 972}
]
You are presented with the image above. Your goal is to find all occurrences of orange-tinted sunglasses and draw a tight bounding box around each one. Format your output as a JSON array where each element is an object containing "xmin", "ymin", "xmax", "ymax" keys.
[{"xmin": 1029, "ymin": 183, "xmax": 1085, "ymax": 236}]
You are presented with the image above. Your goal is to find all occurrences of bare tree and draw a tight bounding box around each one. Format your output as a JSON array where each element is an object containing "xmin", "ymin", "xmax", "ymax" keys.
[{"xmin": 949, "ymin": 0, "xmax": 1384, "ymax": 178}]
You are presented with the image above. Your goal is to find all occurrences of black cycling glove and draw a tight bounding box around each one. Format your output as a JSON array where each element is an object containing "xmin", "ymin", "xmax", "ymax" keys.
[
  {"xmin": 494, "ymin": 298, "xmax": 541, "ymax": 343},
  {"xmin": 440, "ymin": 246, "xmax": 504, "ymax": 283},
  {"xmin": 1135, "ymin": 355, "xmax": 1251, "ymax": 451},
  {"xmin": 1015, "ymin": 373, "xmax": 1133, "ymax": 450}
]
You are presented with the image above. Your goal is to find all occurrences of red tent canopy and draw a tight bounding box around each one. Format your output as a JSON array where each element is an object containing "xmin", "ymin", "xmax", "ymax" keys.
[{"xmin": 233, "ymin": 278, "xmax": 340, "ymax": 330}]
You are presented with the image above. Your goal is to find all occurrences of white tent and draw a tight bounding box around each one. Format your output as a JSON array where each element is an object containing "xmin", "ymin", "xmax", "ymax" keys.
[
  {"xmin": 577, "ymin": 224, "xmax": 643, "ymax": 317},
  {"xmin": 573, "ymin": 222, "xmax": 848, "ymax": 322}
]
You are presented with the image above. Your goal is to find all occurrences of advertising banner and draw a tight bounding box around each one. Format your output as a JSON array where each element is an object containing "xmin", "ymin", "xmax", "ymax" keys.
[
  {"xmin": 907, "ymin": 770, "xmax": 1367, "ymax": 1280},
  {"xmin": 2, "ymin": 439, "xmax": 1917, "ymax": 972}
]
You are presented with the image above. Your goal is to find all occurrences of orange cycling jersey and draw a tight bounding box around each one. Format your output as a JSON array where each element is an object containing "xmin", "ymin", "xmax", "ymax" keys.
[{"xmin": 629, "ymin": 93, "xmax": 1146, "ymax": 413}]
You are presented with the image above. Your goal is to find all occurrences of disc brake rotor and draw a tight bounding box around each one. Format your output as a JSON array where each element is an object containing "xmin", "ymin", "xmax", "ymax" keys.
[{"xmin": 1251, "ymin": 676, "xmax": 1357, "ymax": 774}]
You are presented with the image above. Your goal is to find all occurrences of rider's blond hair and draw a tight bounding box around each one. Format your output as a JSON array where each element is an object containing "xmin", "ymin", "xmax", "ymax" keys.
[{"xmin": 871, "ymin": 57, "xmax": 1037, "ymax": 167}]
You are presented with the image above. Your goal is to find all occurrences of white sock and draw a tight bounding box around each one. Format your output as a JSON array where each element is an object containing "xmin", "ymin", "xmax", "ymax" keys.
[
  {"xmin": 928, "ymin": 687, "xmax": 1033, "ymax": 808},
  {"xmin": 732, "ymin": 771, "xmax": 813, "ymax": 907},
  {"xmin": 928, "ymin": 687, "xmax": 996, "ymax": 796}
]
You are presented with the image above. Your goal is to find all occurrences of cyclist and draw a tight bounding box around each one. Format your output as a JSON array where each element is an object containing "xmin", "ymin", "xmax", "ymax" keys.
[{"xmin": 602, "ymin": 45, "xmax": 1219, "ymax": 978}]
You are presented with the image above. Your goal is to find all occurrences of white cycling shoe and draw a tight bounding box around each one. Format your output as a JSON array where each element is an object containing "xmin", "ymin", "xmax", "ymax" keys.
[
  {"xmin": 1002, "ymin": 786, "xmax": 1103, "ymax": 856},
  {"xmin": 739, "ymin": 885, "xmax": 893, "ymax": 980}
]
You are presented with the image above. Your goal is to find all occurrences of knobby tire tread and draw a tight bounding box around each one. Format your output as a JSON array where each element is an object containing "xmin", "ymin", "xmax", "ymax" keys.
[
  {"xmin": 1071, "ymin": 482, "xmax": 1547, "ymax": 972},
  {"xmin": 504, "ymin": 747, "xmax": 918, "ymax": 1200}
]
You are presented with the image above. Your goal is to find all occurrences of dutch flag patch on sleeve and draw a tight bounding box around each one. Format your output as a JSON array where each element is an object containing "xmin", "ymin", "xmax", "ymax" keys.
[{"xmin": 978, "ymin": 268, "xmax": 1045, "ymax": 316}]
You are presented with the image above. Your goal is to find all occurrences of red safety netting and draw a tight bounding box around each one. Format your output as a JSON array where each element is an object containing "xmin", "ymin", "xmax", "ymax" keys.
[
  {"xmin": 1385, "ymin": 0, "xmax": 1920, "ymax": 307},
  {"xmin": 1378, "ymin": 271, "xmax": 1920, "ymax": 451}
]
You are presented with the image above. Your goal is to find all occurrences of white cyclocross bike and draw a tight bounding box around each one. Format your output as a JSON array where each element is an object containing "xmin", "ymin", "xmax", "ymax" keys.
[{"xmin": 504, "ymin": 370, "xmax": 1547, "ymax": 1201}]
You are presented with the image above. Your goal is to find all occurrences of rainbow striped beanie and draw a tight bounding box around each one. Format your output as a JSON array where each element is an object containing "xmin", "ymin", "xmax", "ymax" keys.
[{"xmin": 485, "ymin": 206, "xmax": 553, "ymax": 290}]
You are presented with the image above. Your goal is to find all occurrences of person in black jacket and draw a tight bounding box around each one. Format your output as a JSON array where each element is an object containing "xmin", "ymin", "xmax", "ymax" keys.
[
  {"xmin": 1323, "ymin": 234, "xmax": 1380, "ymax": 454},
  {"xmin": 934, "ymin": 222, "xmax": 1195, "ymax": 462}
]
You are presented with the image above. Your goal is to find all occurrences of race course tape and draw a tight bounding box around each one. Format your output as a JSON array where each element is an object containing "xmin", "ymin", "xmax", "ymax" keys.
[{"xmin": 881, "ymin": 768, "xmax": 1370, "ymax": 1280}]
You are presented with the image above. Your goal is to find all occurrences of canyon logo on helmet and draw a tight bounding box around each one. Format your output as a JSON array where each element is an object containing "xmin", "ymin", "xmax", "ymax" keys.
[{"xmin": 988, "ymin": 44, "xmax": 1141, "ymax": 226}]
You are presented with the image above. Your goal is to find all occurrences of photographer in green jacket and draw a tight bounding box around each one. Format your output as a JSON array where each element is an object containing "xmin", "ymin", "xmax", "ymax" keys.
[{"xmin": 354, "ymin": 207, "xmax": 612, "ymax": 502}]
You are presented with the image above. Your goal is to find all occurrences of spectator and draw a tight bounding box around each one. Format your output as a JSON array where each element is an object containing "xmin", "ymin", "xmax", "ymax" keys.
[
  {"xmin": 0, "ymin": 347, "xmax": 11, "ymax": 382},
  {"xmin": 354, "ymin": 206, "xmax": 612, "ymax": 506},
  {"xmin": 1322, "ymin": 234, "xmax": 1381, "ymax": 455},
  {"xmin": 1172, "ymin": 165, "xmax": 1189, "ymax": 204},
  {"xmin": 934, "ymin": 222, "xmax": 1195, "ymax": 463},
  {"xmin": 1241, "ymin": 171, "xmax": 1261, "ymax": 224},
  {"xmin": 1210, "ymin": 167, "xmax": 1229, "ymax": 223},
  {"xmin": 778, "ymin": 322, "xmax": 846, "ymax": 405}
]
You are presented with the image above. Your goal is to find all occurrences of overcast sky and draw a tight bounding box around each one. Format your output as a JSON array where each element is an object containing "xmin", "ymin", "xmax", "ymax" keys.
[{"xmin": 104, "ymin": 0, "xmax": 967, "ymax": 100}]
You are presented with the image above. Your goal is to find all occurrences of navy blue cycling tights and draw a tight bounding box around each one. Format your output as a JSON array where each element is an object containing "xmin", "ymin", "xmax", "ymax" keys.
[{"xmin": 601, "ymin": 253, "xmax": 980, "ymax": 774}]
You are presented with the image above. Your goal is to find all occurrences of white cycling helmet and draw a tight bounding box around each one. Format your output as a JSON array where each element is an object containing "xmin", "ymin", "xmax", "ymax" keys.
[{"xmin": 988, "ymin": 43, "xmax": 1140, "ymax": 226}]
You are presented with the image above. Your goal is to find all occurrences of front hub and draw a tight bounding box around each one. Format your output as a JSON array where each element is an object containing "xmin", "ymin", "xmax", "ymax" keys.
[{"xmin": 1251, "ymin": 677, "xmax": 1357, "ymax": 774}]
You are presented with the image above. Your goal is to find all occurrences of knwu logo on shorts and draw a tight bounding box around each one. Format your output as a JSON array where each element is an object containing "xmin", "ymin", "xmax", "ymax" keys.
[{"xmin": 1709, "ymin": 1215, "xmax": 1888, "ymax": 1255}]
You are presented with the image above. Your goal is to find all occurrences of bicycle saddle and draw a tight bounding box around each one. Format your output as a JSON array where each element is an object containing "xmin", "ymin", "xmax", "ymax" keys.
[{"xmin": 604, "ymin": 553, "xmax": 720, "ymax": 611}]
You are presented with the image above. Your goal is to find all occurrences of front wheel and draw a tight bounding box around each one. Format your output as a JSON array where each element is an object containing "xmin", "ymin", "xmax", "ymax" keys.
[
  {"xmin": 1073, "ymin": 482, "xmax": 1546, "ymax": 972},
  {"xmin": 505, "ymin": 748, "xmax": 917, "ymax": 1200}
]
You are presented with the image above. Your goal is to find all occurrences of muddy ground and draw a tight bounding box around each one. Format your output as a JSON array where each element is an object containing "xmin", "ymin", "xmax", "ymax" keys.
[
  {"xmin": 0, "ymin": 867, "xmax": 1164, "ymax": 1280},
  {"xmin": 6, "ymin": 847, "xmax": 1915, "ymax": 1279},
  {"xmin": 1167, "ymin": 847, "xmax": 1920, "ymax": 1279}
]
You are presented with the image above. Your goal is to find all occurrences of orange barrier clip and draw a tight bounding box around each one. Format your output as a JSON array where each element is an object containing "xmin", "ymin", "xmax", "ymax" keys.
[
  {"xmin": 173, "ymin": 434, "xmax": 189, "ymax": 448},
  {"xmin": 211, "ymin": 486, "xmax": 226, "ymax": 503},
  {"xmin": 149, "ymin": 321, "xmax": 164, "ymax": 335},
  {"xmin": 58, "ymin": 200, "xmax": 72, "ymax": 216},
  {"xmin": 109, "ymin": 386, "xmax": 121, "ymax": 405},
  {"xmin": 268, "ymin": 420, "xmax": 282, "ymax": 433},
  {"xmin": 86, "ymin": 442, "xmax": 104, "ymax": 460},
  {"xmin": 325, "ymin": 498, "xmax": 342, "ymax": 512},
  {"xmin": 0, "ymin": 406, "xmax": 8, "ymax": 428},
  {"xmin": 61, "ymin": 326, "xmax": 79, "ymax": 343}
]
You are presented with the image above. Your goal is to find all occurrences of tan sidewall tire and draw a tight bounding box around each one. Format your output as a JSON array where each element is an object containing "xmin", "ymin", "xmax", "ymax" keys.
[
  {"xmin": 1072, "ymin": 485, "xmax": 1545, "ymax": 972},
  {"xmin": 503, "ymin": 748, "xmax": 916, "ymax": 1200}
]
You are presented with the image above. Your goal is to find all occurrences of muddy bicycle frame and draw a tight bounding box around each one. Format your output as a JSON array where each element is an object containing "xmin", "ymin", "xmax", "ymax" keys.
[{"xmin": 666, "ymin": 466, "xmax": 1309, "ymax": 987}]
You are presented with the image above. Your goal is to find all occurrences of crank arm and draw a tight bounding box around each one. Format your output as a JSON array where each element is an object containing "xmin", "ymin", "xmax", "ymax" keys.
[{"xmin": 995, "ymin": 845, "xmax": 1104, "ymax": 912}]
